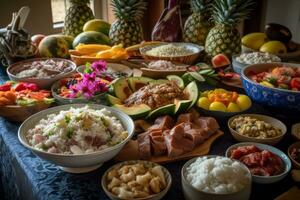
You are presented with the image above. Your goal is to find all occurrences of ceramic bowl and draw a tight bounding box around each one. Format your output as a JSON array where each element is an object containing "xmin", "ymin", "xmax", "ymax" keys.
[
  {"xmin": 232, "ymin": 55, "xmax": 249, "ymax": 75},
  {"xmin": 181, "ymin": 155, "xmax": 252, "ymax": 200},
  {"xmin": 288, "ymin": 141, "xmax": 300, "ymax": 169},
  {"xmin": 228, "ymin": 114, "xmax": 286, "ymax": 145},
  {"xmin": 51, "ymin": 79, "xmax": 107, "ymax": 105},
  {"xmin": 291, "ymin": 123, "xmax": 300, "ymax": 140},
  {"xmin": 101, "ymin": 160, "xmax": 172, "ymax": 200},
  {"xmin": 226, "ymin": 142, "xmax": 291, "ymax": 184},
  {"xmin": 76, "ymin": 63, "xmax": 133, "ymax": 78},
  {"xmin": 7, "ymin": 58, "xmax": 76, "ymax": 89},
  {"xmin": 140, "ymin": 43, "xmax": 204, "ymax": 65},
  {"xmin": 18, "ymin": 104, "xmax": 135, "ymax": 173},
  {"xmin": 241, "ymin": 62, "xmax": 300, "ymax": 113}
]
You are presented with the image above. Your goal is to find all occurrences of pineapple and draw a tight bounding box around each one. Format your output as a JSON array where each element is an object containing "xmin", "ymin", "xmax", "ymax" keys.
[
  {"xmin": 63, "ymin": 0, "xmax": 94, "ymax": 37},
  {"xmin": 205, "ymin": 0, "xmax": 254, "ymax": 58},
  {"xmin": 109, "ymin": 0, "xmax": 147, "ymax": 47},
  {"xmin": 183, "ymin": 0, "xmax": 213, "ymax": 46}
]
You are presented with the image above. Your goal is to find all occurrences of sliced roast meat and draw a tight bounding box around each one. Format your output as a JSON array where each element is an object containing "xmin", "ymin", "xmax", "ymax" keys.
[
  {"xmin": 182, "ymin": 124, "xmax": 206, "ymax": 146},
  {"xmin": 194, "ymin": 117, "xmax": 220, "ymax": 135},
  {"xmin": 150, "ymin": 115, "xmax": 174, "ymax": 131},
  {"xmin": 149, "ymin": 129, "xmax": 167, "ymax": 156},
  {"xmin": 163, "ymin": 123, "xmax": 194, "ymax": 157},
  {"xmin": 176, "ymin": 113, "xmax": 194, "ymax": 124},
  {"xmin": 137, "ymin": 132, "xmax": 151, "ymax": 159}
]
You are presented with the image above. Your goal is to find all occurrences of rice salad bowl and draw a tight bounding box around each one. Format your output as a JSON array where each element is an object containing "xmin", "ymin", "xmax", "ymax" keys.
[{"xmin": 18, "ymin": 104, "xmax": 134, "ymax": 173}]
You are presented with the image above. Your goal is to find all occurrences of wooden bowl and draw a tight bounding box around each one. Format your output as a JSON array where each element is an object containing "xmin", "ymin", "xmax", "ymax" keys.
[
  {"xmin": 242, "ymin": 43, "xmax": 300, "ymax": 62},
  {"xmin": 69, "ymin": 50, "xmax": 124, "ymax": 66},
  {"xmin": 228, "ymin": 114, "xmax": 286, "ymax": 145},
  {"xmin": 0, "ymin": 102, "xmax": 51, "ymax": 122},
  {"xmin": 288, "ymin": 141, "xmax": 300, "ymax": 169},
  {"xmin": 140, "ymin": 43, "xmax": 204, "ymax": 65}
]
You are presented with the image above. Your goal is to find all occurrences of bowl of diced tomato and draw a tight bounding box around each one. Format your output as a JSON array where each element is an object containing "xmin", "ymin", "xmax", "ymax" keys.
[{"xmin": 241, "ymin": 62, "xmax": 300, "ymax": 112}]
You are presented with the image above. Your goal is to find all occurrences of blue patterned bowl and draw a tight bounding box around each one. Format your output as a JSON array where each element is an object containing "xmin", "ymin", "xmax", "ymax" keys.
[{"xmin": 241, "ymin": 63, "xmax": 300, "ymax": 113}]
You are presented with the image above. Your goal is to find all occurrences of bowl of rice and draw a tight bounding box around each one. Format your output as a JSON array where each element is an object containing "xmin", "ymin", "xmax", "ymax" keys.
[
  {"xmin": 140, "ymin": 43, "xmax": 204, "ymax": 65},
  {"xmin": 18, "ymin": 104, "xmax": 134, "ymax": 173},
  {"xmin": 181, "ymin": 155, "xmax": 252, "ymax": 200}
]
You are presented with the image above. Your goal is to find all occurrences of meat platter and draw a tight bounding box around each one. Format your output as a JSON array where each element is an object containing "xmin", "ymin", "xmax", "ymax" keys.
[{"xmin": 115, "ymin": 111, "xmax": 224, "ymax": 163}]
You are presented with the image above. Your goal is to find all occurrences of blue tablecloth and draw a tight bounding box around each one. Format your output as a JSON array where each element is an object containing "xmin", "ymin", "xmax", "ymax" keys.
[{"xmin": 0, "ymin": 76, "xmax": 299, "ymax": 200}]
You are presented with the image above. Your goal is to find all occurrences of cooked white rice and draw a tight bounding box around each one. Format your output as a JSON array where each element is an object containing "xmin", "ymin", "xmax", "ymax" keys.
[{"xmin": 186, "ymin": 156, "xmax": 250, "ymax": 194}]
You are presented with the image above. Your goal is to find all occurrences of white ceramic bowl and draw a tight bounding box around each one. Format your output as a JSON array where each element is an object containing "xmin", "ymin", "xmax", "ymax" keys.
[
  {"xmin": 7, "ymin": 58, "xmax": 76, "ymax": 89},
  {"xmin": 76, "ymin": 63, "xmax": 133, "ymax": 78},
  {"xmin": 102, "ymin": 160, "xmax": 172, "ymax": 200},
  {"xmin": 18, "ymin": 104, "xmax": 135, "ymax": 173},
  {"xmin": 181, "ymin": 155, "xmax": 252, "ymax": 200},
  {"xmin": 225, "ymin": 142, "xmax": 291, "ymax": 184},
  {"xmin": 228, "ymin": 114, "xmax": 287, "ymax": 145}
]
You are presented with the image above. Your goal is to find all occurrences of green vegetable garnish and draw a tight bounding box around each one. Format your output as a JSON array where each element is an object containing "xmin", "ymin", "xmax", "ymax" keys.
[
  {"xmin": 66, "ymin": 127, "xmax": 74, "ymax": 139},
  {"xmin": 64, "ymin": 115, "xmax": 71, "ymax": 124}
]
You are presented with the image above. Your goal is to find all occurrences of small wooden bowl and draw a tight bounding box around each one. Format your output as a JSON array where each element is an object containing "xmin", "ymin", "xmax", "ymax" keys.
[
  {"xmin": 0, "ymin": 102, "xmax": 51, "ymax": 122},
  {"xmin": 288, "ymin": 141, "xmax": 300, "ymax": 169},
  {"xmin": 101, "ymin": 160, "xmax": 172, "ymax": 200},
  {"xmin": 69, "ymin": 50, "xmax": 124, "ymax": 66},
  {"xmin": 228, "ymin": 114, "xmax": 286, "ymax": 145},
  {"xmin": 140, "ymin": 43, "xmax": 204, "ymax": 65}
]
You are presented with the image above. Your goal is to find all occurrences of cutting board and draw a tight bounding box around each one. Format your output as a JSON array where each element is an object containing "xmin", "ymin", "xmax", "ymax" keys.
[{"xmin": 115, "ymin": 130, "xmax": 224, "ymax": 163}]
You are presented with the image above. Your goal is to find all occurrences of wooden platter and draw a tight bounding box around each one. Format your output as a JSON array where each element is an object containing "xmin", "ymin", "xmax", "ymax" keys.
[
  {"xmin": 69, "ymin": 50, "xmax": 124, "ymax": 66},
  {"xmin": 0, "ymin": 102, "xmax": 51, "ymax": 122},
  {"xmin": 114, "ymin": 130, "xmax": 224, "ymax": 163}
]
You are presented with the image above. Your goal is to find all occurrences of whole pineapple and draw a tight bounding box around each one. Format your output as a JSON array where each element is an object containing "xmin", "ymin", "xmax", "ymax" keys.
[
  {"xmin": 63, "ymin": 0, "xmax": 94, "ymax": 37},
  {"xmin": 205, "ymin": 0, "xmax": 254, "ymax": 58},
  {"xmin": 109, "ymin": 0, "xmax": 147, "ymax": 47},
  {"xmin": 183, "ymin": 0, "xmax": 213, "ymax": 46}
]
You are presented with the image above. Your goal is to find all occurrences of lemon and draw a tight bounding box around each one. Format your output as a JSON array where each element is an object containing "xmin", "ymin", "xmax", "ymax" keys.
[
  {"xmin": 236, "ymin": 95, "xmax": 252, "ymax": 111},
  {"xmin": 214, "ymin": 88, "xmax": 228, "ymax": 93},
  {"xmin": 227, "ymin": 102, "xmax": 241, "ymax": 112},
  {"xmin": 209, "ymin": 102, "xmax": 227, "ymax": 112},
  {"xmin": 197, "ymin": 97, "xmax": 211, "ymax": 110}
]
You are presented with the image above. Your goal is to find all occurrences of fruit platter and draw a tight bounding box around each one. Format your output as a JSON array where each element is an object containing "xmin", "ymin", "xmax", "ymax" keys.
[{"xmin": 1, "ymin": 0, "xmax": 300, "ymax": 200}]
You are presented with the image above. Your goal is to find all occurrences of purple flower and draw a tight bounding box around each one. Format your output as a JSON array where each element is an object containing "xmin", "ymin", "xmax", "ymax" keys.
[{"xmin": 91, "ymin": 60, "xmax": 107, "ymax": 75}]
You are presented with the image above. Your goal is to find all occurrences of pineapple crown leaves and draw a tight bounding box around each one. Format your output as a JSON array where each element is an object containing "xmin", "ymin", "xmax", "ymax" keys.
[
  {"xmin": 191, "ymin": 0, "xmax": 213, "ymax": 16},
  {"xmin": 212, "ymin": 0, "xmax": 255, "ymax": 26},
  {"xmin": 111, "ymin": 0, "xmax": 147, "ymax": 21}
]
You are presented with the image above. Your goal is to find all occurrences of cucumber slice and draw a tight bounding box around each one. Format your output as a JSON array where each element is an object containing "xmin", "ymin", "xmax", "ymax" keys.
[
  {"xmin": 147, "ymin": 104, "xmax": 176, "ymax": 119},
  {"xmin": 199, "ymin": 69, "xmax": 214, "ymax": 75},
  {"xmin": 188, "ymin": 72, "xmax": 205, "ymax": 82},
  {"xmin": 167, "ymin": 75, "xmax": 184, "ymax": 89},
  {"xmin": 184, "ymin": 81, "xmax": 199, "ymax": 109}
]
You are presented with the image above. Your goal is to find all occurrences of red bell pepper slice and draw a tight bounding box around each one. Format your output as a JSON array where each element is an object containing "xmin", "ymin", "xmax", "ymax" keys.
[{"xmin": 0, "ymin": 83, "xmax": 12, "ymax": 91}]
